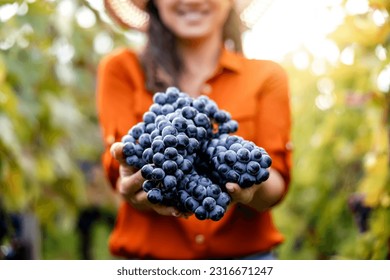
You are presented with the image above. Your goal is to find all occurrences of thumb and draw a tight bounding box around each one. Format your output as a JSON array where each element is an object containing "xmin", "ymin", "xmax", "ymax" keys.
[
  {"xmin": 226, "ymin": 182, "xmax": 238, "ymax": 194},
  {"xmin": 110, "ymin": 142, "xmax": 126, "ymax": 164},
  {"xmin": 226, "ymin": 183, "xmax": 241, "ymax": 202},
  {"xmin": 226, "ymin": 182, "xmax": 252, "ymax": 205}
]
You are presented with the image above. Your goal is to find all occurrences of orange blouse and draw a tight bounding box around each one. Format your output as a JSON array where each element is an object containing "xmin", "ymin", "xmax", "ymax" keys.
[{"xmin": 96, "ymin": 47, "xmax": 292, "ymax": 259}]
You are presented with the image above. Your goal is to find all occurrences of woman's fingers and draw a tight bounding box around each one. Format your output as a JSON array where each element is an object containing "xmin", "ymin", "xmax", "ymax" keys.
[
  {"xmin": 111, "ymin": 141, "xmax": 190, "ymax": 218},
  {"xmin": 152, "ymin": 205, "xmax": 180, "ymax": 217},
  {"xmin": 118, "ymin": 169, "xmax": 145, "ymax": 197},
  {"xmin": 129, "ymin": 190, "xmax": 185, "ymax": 217},
  {"xmin": 110, "ymin": 142, "xmax": 126, "ymax": 165},
  {"xmin": 226, "ymin": 182, "xmax": 255, "ymax": 205}
]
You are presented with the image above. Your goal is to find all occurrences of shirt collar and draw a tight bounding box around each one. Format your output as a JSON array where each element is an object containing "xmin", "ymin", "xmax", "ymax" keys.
[{"xmin": 218, "ymin": 48, "xmax": 243, "ymax": 73}]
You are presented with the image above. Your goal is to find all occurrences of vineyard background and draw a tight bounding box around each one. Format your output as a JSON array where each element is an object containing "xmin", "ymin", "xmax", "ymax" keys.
[{"xmin": 0, "ymin": 0, "xmax": 389, "ymax": 260}]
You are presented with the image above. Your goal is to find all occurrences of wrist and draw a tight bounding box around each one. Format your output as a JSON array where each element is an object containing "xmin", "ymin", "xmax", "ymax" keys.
[{"xmin": 244, "ymin": 169, "xmax": 286, "ymax": 212}]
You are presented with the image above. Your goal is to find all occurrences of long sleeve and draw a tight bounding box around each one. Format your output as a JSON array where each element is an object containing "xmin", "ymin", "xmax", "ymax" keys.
[
  {"xmin": 96, "ymin": 49, "xmax": 138, "ymax": 188},
  {"xmin": 255, "ymin": 61, "xmax": 292, "ymax": 197}
]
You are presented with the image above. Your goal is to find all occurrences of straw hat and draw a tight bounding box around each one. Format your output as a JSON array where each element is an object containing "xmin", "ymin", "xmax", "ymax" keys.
[{"xmin": 104, "ymin": 0, "xmax": 271, "ymax": 32}]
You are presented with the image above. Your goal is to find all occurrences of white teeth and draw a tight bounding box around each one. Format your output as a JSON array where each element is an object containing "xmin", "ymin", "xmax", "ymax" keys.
[
  {"xmin": 184, "ymin": 12, "xmax": 203, "ymax": 20},
  {"xmin": 179, "ymin": 10, "xmax": 207, "ymax": 21}
]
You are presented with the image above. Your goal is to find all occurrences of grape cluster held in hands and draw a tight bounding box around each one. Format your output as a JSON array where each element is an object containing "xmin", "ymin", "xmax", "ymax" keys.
[{"xmin": 121, "ymin": 87, "xmax": 272, "ymax": 221}]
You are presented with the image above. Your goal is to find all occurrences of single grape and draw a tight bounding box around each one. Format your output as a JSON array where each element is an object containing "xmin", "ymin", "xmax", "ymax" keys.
[
  {"xmin": 187, "ymin": 138, "xmax": 199, "ymax": 153},
  {"xmin": 161, "ymin": 125, "xmax": 177, "ymax": 138},
  {"xmin": 151, "ymin": 168, "xmax": 165, "ymax": 181},
  {"xmin": 238, "ymin": 173, "xmax": 256, "ymax": 188},
  {"xmin": 175, "ymin": 97, "xmax": 191, "ymax": 108},
  {"xmin": 142, "ymin": 180, "xmax": 157, "ymax": 192},
  {"xmin": 246, "ymin": 161, "xmax": 261, "ymax": 175},
  {"xmin": 151, "ymin": 139, "xmax": 165, "ymax": 154},
  {"xmin": 236, "ymin": 148, "xmax": 251, "ymax": 163},
  {"xmin": 152, "ymin": 152, "xmax": 165, "ymax": 167},
  {"xmin": 202, "ymin": 197, "xmax": 217, "ymax": 211},
  {"xmin": 192, "ymin": 185, "xmax": 207, "ymax": 201},
  {"xmin": 141, "ymin": 164, "xmax": 154, "ymax": 180},
  {"xmin": 196, "ymin": 127, "xmax": 208, "ymax": 141},
  {"xmin": 150, "ymin": 129, "xmax": 160, "ymax": 140},
  {"xmin": 205, "ymin": 102, "xmax": 218, "ymax": 117},
  {"xmin": 166, "ymin": 87, "xmax": 179, "ymax": 103},
  {"xmin": 178, "ymin": 190, "xmax": 190, "ymax": 203},
  {"xmin": 209, "ymin": 205, "xmax": 225, "ymax": 221},
  {"xmin": 163, "ymin": 175, "xmax": 177, "ymax": 190},
  {"xmin": 149, "ymin": 103, "xmax": 162, "ymax": 115},
  {"xmin": 185, "ymin": 180, "xmax": 197, "ymax": 194},
  {"xmin": 153, "ymin": 92, "xmax": 167, "ymax": 105},
  {"xmin": 255, "ymin": 168, "xmax": 270, "ymax": 184},
  {"xmin": 233, "ymin": 161, "xmax": 247, "ymax": 174},
  {"xmin": 186, "ymin": 124, "xmax": 198, "ymax": 138},
  {"xmin": 164, "ymin": 147, "xmax": 179, "ymax": 160},
  {"xmin": 122, "ymin": 134, "xmax": 136, "ymax": 144},
  {"xmin": 260, "ymin": 154, "xmax": 272, "ymax": 168},
  {"xmin": 229, "ymin": 143, "xmax": 243, "ymax": 152},
  {"xmin": 206, "ymin": 184, "xmax": 222, "ymax": 199},
  {"xmin": 180, "ymin": 158, "xmax": 194, "ymax": 174},
  {"xmin": 172, "ymin": 116, "xmax": 188, "ymax": 132},
  {"xmin": 123, "ymin": 142, "xmax": 136, "ymax": 157},
  {"xmin": 185, "ymin": 197, "xmax": 200, "ymax": 212},
  {"xmin": 176, "ymin": 133, "xmax": 190, "ymax": 149},
  {"xmin": 226, "ymin": 170, "xmax": 240, "ymax": 183},
  {"xmin": 226, "ymin": 120, "xmax": 238, "ymax": 133},
  {"xmin": 250, "ymin": 148, "xmax": 263, "ymax": 161},
  {"xmin": 192, "ymin": 99, "xmax": 206, "ymax": 112},
  {"xmin": 217, "ymin": 164, "xmax": 230, "ymax": 175},
  {"xmin": 161, "ymin": 104, "xmax": 175, "ymax": 115},
  {"xmin": 163, "ymin": 134, "xmax": 178, "ymax": 147},
  {"xmin": 198, "ymin": 176, "xmax": 212, "ymax": 186},
  {"xmin": 145, "ymin": 123, "xmax": 156, "ymax": 134},
  {"xmin": 213, "ymin": 110, "xmax": 228, "ymax": 123},
  {"xmin": 147, "ymin": 188, "xmax": 163, "ymax": 204},
  {"xmin": 216, "ymin": 192, "xmax": 231, "ymax": 208},
  {"xmin": 143, "ymin": 111, "xmax": 156, "ymax": 124},
  {"xmin": 194, "ymin": 113, "xmax": 210, "ymax": 128},
  {"xmin": 157, "ymin": 120, "xmax": 171, "ymax": 131},
  {"xmin": 142, "ymin": 147, "xmax": 154, "ymax": 164},
  {"xmin": 125, "ymin": 155, "xmax": 139, "ymax": 166},
  {"xmin": 134, "ymin": 144, "xmax": 144, "ymax": 158},
  {"xmin": 162, "ymin": 160, "xmax": 178, "ymax": 174},
  {"xmin": 194, "ymin": 206, "xmax": 208, "ymax": 220},
  {"xmin": 174, "ymin": 169, "xmax": 184, "ymax": 181},
  {"xmin": 224, "ymin": 150, "xmax": 237, "ymax": 166}
]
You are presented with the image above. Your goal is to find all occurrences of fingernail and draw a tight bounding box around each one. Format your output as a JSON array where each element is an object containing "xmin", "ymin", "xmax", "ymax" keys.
[
  {"xmin": 172, "ymin": 211, "xmax": 180, "ymax": 217},
  {"xmin": 226, "ymin": 184, "xmax": 234, "ymax": 193},
  {"xmin": 110, "ymin": 143, "xmax": 118, "ymax": 156}
]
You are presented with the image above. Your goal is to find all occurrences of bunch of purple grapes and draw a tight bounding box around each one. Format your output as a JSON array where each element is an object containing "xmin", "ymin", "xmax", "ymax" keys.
[
  {"xmin": 121, "ymin": 87, "xmax": 271, "ymax": 221},
  {"xmin": 200, "ymin": 134, "xmax": 272, "ymax": 188}
]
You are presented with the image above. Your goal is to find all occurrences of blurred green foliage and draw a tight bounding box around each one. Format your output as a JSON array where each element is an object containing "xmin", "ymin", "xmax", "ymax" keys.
[
  {"xmin": 274, "ymin": 0, "xmax": 390, "ymax": 260},
  {"xmin": 0, "ymin": 0, "xmax": 128, "ymax": 254},
  {"xmin": 0, "ymin": 0, "xmax": 389, "ymax": 259}
]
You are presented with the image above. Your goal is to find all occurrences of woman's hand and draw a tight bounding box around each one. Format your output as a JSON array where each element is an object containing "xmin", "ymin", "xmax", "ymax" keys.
[
  {"xmin": 110, "ymin": 142, "xmax": 186, "ymax": 217},
  {"xmin": 226, "ymin": 168, "xmax": 286, "ymax": 212}
]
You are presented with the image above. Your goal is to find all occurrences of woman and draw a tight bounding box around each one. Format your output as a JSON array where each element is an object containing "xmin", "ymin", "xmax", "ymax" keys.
[{"xmin": 97, "ymin": 0, "xmax": 292, "ymax": 259}]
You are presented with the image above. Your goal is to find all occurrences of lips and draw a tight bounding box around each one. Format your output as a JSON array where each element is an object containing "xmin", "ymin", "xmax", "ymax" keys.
[{"xmin": 177, "ymin": 8, "xmax": 210, "ymax": 23}]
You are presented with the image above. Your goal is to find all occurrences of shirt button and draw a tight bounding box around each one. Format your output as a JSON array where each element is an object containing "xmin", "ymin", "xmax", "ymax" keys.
[
  {"xmin": 106, "ymin": 135, "xmax": 115, "ymax": 145},
  {"xmin": 195, "ymin": 234, "xmax": 205, "ymax": 244},
  {"xmin": 201, "ymin": 84, "xmax": 212, "ymax": 95},
  {"xmin": 285, "ymin": 141, "xmax": 293, "ymax": 151}
]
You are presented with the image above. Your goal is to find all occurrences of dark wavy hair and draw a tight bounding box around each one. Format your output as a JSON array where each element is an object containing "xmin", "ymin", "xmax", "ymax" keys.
[{"xmin": 140, "ymin": 0, "xmax": 243, "ymax": 93}]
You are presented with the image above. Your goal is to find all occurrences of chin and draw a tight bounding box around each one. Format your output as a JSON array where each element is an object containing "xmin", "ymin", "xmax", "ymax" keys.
[{"xmin": 176, "ymin": 29, "xmax": 212, "ymax": 41}]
